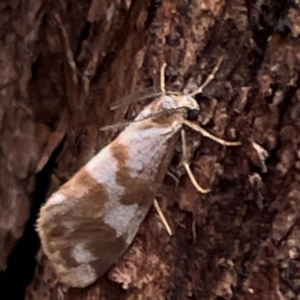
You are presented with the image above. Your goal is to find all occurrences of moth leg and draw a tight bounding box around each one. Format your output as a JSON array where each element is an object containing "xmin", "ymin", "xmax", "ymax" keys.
[
  {"xmin": 160, "ymin": 63, "xmax": 167, "ymax": 94},
  {"xmin": 189, "ymin": 55, "xmax": 224, "ymax": 97},
  {"xmin": 180, "ymin": 129, "xmax": 211, "ymax": 193},
  {"xmin": 153, "ymin": 199, "xmax": 172, "ymax": 236},
  {"xmin": 166, "ymin": 171, "xmax": 179, "ymax": 187},
  {"xmin": 183, "ymin": 120, "xmax": 241, "ymax": 146}
]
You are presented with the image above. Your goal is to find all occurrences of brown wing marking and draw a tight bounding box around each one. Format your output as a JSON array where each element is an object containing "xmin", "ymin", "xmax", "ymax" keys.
[
  {"xmin": 41, "ymin": 207, "xmax": 127, "ymax": 287},
  {"xmin": 109, "ymin": 138, "xmax": 155, "ymax": 207},
  {"xmin": 58, "ymin": 168, "xmax": 107, "ymax": 202},
  {"xmin": 38, "ymin": 167, "xmax": 129, "ymax": 287}
]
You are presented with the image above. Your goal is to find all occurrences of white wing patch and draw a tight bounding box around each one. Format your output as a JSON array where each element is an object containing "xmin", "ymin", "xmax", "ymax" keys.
[
  {"xmin": 72, "ymin": 243, "xmax": 96, "ymax": 263},
  {"xmin": 86, "ymin": 146, "xmax": 125, "ymax": 202},
  {"xmin": 104, "ymin": 203, "xmax": 139, "ymax": 237},
  {"xmin": 47, "ymin": 192, "xmax": 66, "ymax": 205},
  {"xmin": 118, "ymin": 126, "xmax": 175, "ymax": 180}
]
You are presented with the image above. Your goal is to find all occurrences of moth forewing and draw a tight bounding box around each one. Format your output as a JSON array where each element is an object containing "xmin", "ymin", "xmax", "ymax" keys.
[{"xmin": 37, "ymin": 93, "xmax": 197, "ymax": 288}]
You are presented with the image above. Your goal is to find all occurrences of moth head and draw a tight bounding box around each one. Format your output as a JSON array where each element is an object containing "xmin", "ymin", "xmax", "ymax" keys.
[
  {"xmin": 134, "ymin": 94, "xmax": 200, "ymax": 123},
  {"xmin": 154, "ymin": 94, "xmax": 199, "ymax": 112},
  {"xmin": 169, "ymin": 94, "xmax": 200, "ymax": 121}
]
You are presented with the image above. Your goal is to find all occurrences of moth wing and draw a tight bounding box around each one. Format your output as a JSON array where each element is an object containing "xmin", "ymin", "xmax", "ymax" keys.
[
  {"xmin": 37, "ymin": 168, "xmax": 151, "ymax": 288},
  {"xmin": 37, "ymin": 110, "xmax": 176, "ymax": 288}
]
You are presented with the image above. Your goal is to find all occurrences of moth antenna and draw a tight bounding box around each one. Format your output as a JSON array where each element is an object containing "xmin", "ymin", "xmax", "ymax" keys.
[
  {"xmin": 153, "ymin": 199, "xmax": 172, "ymax": 236},
  {"xmin": 188, "ymin": 55, "xmax": 225, "ymax": 97},
  {"xmin": 109, "ymin": 62, "xmax": 172, "ymax": 111},
  {"xmin": 183, "ymin": 120, "xmax": 241, "ymax": 146},
  {"xmin": 110, "ymin": 86, "xmax": 163, "ymax": 110},
  {"xmin": 180, "ymin": 129, "xmax": 211, "ymax": 193},
  {"xmin": 100, "ymin": 108, "xmax": 184, "ymax": 131}
]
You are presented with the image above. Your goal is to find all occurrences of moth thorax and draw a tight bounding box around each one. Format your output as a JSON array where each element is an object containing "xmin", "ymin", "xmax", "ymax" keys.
[{"xmin": 171, "ymin": 95, "xmax": 199, "ymax": 111}]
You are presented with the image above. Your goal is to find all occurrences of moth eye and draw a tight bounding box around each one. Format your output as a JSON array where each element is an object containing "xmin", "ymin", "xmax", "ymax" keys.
[{"xmin": 187, "ymin": 108, "xmax": 199, "ymax": 121}]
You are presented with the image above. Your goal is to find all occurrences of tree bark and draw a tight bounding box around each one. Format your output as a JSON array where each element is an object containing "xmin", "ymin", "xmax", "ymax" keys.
[{"xmin": 1, "ymin": 0, "xmax": 300, "ymax": 299}]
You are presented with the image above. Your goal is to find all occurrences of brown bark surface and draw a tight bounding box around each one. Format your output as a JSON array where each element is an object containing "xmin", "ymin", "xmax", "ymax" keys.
[{"xmin": 1, "ymin": 0, "xmax": 300, "ymax": 299}]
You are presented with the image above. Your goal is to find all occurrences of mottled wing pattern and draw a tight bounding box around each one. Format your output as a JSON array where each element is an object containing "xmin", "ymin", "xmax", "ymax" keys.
[{"xmin": 37, "ymin": 120, "xmax": 180, "ymax": 288}]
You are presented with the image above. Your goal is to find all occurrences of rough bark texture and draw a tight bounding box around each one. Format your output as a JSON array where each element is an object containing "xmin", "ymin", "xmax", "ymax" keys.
[{"xmin": 1, "ymin": 0, "xmax": 300, "ymax": 299}]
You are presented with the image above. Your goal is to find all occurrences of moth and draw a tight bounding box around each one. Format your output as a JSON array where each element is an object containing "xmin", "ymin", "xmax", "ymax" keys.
[{"xmin": 37, "ymin": 58, "xmax": 241, "ymax": 288}]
